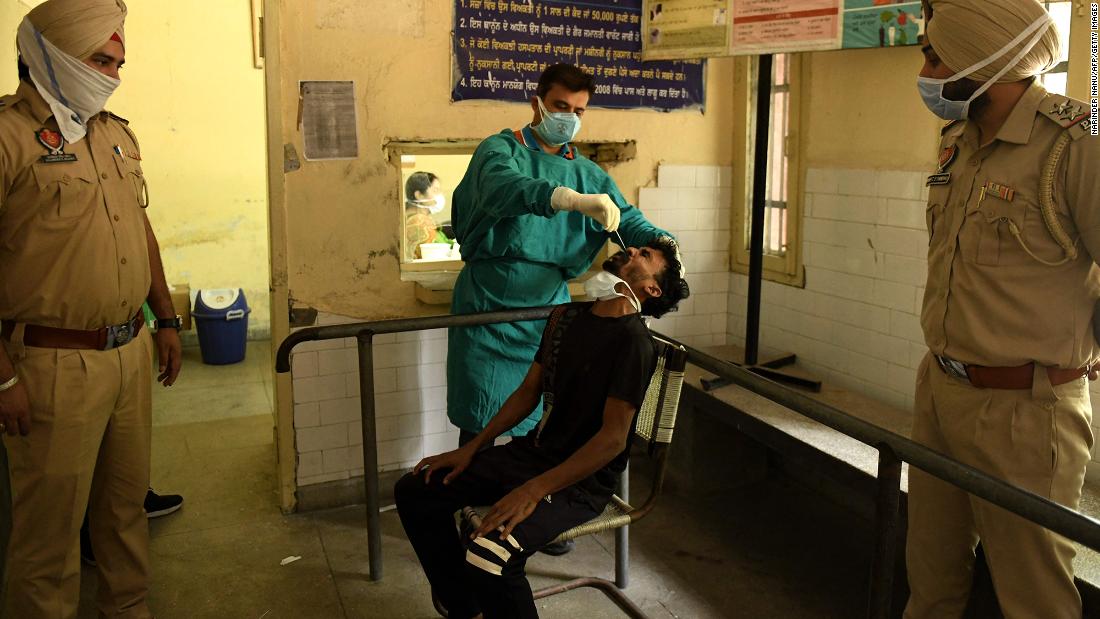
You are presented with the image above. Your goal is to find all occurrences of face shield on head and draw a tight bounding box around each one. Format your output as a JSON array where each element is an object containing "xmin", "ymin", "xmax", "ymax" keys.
[{"xmin": 917, "ymin": 13, "xmax": 1053, "ymax": 120}]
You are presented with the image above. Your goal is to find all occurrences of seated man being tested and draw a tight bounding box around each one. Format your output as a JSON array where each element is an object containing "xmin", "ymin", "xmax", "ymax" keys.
[{"xmin": 395, "ymin": 237, "xmax": 689, "ymax": 619}]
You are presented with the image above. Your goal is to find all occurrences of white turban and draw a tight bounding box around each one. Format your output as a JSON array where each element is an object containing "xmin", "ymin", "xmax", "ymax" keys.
[{"xmin": 926, "ymin": 0, "xmax": 1060, "ymax": 82}]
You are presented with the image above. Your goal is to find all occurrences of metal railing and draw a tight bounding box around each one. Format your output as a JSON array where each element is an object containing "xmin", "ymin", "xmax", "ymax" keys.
[
  {"xmin": 276, "ymin": 307, "xmax": 1100, "ymax": 618},
  {"xmin": 276, "ymin": 306, "xmax": 556, "ymax": 582}
]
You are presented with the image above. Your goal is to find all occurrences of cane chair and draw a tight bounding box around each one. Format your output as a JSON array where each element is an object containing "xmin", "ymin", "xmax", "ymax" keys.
[{"xmin": 440, "ymin": 335, "xmax": 688, "ymax": 618}]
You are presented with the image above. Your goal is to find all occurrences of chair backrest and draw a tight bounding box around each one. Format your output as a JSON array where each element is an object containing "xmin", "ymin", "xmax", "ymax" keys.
[{"xmin": 633, "ymin": 336, "xmax": 688, "ymax": 450}]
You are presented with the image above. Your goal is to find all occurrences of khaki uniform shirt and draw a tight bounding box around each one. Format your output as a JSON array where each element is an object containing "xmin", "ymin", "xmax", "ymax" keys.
[
  {"xmin": 0, "ymin": 81, "xmax": 149, "ymax": 331},
  {"xmin": 921, "ymin": 81, "xmax": 1100, "ymax": 369}
]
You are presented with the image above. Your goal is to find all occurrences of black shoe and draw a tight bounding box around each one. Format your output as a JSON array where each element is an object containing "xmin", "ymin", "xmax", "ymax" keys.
[
  {"xmin": 144, "ymin": 489, "xmax": 183, "ymax": 518},
  {"xmin": 79, "ymin": 520, "xmax": 96, "ymax": 567},
  {"xmin": 538, "ymin": 539, "xmax": 575, "ymax": 556}
]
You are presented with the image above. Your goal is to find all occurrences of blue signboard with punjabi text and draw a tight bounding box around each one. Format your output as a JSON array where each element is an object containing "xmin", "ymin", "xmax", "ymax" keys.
[{"xmin": 452, "ymin": 0, "xmax": 706, "ymax": 111}]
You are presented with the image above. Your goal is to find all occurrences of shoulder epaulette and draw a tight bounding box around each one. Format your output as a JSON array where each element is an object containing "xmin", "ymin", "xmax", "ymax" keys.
[
  {"xmin": 940, "ymin": 119, "xmax": 962, "ymax": 136},
  {"xmin": 106, "ymin": 111, "xmax": 129, "ymax": 125},
  {"xmin": 1040, "ymin": 93, "xmax": 1092, "ymax": 140}
]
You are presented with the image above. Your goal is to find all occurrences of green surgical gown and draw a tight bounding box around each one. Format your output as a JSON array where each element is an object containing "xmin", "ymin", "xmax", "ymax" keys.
[{"xmin": 447, "ymin": 128, "xmax": 671, "ymax": 436}]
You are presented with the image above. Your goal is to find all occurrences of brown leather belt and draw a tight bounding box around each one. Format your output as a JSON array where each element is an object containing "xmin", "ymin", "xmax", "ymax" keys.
[
  {"xmin": 935, "ymin": 355, "xmax": 1096, "ymax": 390},
  {"xmin": 0, "ymin": 312, "xmax": 144, "ymax": 351}
]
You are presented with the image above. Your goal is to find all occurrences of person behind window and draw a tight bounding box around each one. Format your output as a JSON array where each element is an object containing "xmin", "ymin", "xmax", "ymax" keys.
[{"xmin": 404, "ymin": 171, "xmax": 451, "ymax": 260}]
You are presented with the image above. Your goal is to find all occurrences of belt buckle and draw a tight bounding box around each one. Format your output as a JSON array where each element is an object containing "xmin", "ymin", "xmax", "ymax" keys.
[
  {"xmin": 936, "ymin": 355, "xmax": 970, "ymax": 382},
  {"xmin": 106, "ymin": 323, "xmax": 133, "ymax": 349}
]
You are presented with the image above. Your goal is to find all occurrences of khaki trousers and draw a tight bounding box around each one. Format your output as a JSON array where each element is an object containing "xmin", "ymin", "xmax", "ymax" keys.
[
  {"xmin": 2, "ymin": 328, "xmax": 153, "ymax": 619},
  {"xmin": 905, "ymin": 353, "xmax": 1093, "ymax": 619}
]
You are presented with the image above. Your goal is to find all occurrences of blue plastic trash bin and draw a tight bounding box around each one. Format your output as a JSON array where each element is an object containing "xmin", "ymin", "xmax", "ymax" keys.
[{"xmin": 192, "ymin": 288, "xmax": 250, "ymax": 365}]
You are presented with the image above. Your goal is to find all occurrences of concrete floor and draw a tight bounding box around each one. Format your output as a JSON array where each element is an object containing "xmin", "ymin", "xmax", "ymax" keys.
[{"xmin": 73, "ymin": 340, "xmax": 880, "ymax": 618}]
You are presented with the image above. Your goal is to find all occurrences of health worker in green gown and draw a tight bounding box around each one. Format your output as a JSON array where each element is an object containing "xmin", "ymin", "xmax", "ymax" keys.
[{"xmin": 448, "ymin": 63, "xmax": 677, "ymax": 444}]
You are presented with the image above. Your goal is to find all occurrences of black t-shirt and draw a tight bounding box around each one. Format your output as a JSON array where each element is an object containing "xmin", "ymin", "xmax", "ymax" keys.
[{"xmin": 520, "ymin": 302, "xmax": 656, "ymax": 496}]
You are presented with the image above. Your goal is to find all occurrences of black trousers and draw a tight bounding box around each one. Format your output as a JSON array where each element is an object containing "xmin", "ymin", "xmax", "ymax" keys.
[{"xmin": 394, "ymin": 442, "xmax": 605, "ymax": 619}]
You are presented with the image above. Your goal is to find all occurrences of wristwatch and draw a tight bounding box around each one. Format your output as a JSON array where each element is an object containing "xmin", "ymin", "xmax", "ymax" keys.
[{"xmin": 156, "ymin": 315, "xmax": 183, "ymax": 331}]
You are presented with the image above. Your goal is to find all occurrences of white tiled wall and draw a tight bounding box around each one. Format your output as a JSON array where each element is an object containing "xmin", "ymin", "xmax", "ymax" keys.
[
  {"xmin": 725, "ymin": 167, "xmax": 1100, "ymax": 464},
  {"xmin": 638, "ymin": 165, "xmax": 734, "ymax": 347},
  {"xmin": 725, "ymin": 166, "xmax": 1100, "ymax": 475},
  {"xmin": 290, "ymin": 314, "xmax": 456, "ymax": 487},
  {"xmin": 726, "ymin": 167, "xmax": 931, "ymax": 412}
]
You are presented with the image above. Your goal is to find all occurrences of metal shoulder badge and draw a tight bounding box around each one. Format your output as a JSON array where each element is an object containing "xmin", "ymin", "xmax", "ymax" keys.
[
  {"xmin": 1042, "ymin": 94, "xmax": 1092, "ymax": 139},
  {"xmin": 35, "ymin": 128, "xmax": 77, "ymax": 164}
]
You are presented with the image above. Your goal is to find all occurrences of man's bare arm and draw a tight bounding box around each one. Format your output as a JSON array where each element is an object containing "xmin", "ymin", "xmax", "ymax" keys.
[
  {"xmin": 0, "ymin": 344, "xmax": 30, "ymax": 435},
  {"xmin": 474, "ymin": 397, "xmax": 636, "ymax": 538},
  {"xmin": 525, "ymin": 397, "xmax": 634, "ymax": 496}
]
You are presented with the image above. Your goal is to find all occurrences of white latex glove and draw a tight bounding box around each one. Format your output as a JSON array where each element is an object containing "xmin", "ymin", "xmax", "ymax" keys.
[{"xmin": 551, "ymin": 187, "xmax": 621, "ymax": 232}]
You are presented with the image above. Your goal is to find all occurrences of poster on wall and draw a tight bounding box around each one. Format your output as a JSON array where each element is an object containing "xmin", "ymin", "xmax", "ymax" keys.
[
  {"xmin": 641, "ymin": 0, "xmax": 924, "ymax": 59},
  {"xmin": 641, "ymin": 0, "xmax": 731, "ymax": 61},
  {"xmin": 452, "ymin": 0, "xmax": 706, "ymax": 112},
  {"xmin": 300, "ymin": 81, "xmax": 359, "ymax": 161},
  {"xmin": 730, "ymin": 0, "xmax": 841, "ymax": 55},
  {"xmin": 840, "ymin": 1, "xmax": 925, "ymax": 50}
]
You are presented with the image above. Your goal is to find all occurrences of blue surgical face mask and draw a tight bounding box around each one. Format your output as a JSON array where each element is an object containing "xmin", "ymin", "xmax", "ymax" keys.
[
  {"xmin": 917, "ymin": 14, "xmax": 1053, "ymax": 121},
  {"xmin": 532, "ymin": 96, "xmax": 581, "ymax": 146}
]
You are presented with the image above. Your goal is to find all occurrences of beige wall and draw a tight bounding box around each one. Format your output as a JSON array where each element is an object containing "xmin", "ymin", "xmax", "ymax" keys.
[
  {"xmin": 804, "ymin": 46, "xmax": 942, "ymax": 172},
  {"xmin": 274, "ymin": 0, "xmax": 734, "ymax": 322},
  {"xmin": 803, "ymin": 4, "xmax": 1099, "ymax": 173},
  {"xmin": 1066, "ymin": 0, "xmax": 1094, "ymax": 102},
  {"xmin": 1, "ymin": 0, "xmax": 271, "ymax": 337},
  {"xmin": 0, "ymin": 3, "xmax": 23, "ymax": 65}
]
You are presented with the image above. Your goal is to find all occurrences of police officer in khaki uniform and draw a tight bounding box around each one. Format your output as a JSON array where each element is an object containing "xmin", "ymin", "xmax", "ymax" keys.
[
  {"xmin": 0, "ymin": 1, "xmax": 181, "ymax": 616},
  {"xmin": 907, "ymin": 1, "xmax": 1099, "ymax": 616}
]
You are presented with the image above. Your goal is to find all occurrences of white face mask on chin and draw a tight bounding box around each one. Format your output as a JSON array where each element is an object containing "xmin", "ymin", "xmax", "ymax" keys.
[
  {"xmin": 17, "ymin": 17, "xmax": 120, "ymax": 143},
  {"xmin": 916, "ymin": 14, "xmax": 1052, "ymax": 121},
  {"xmin": 584, "ymin": 270, "xmax": 641, "ymax": 313}
]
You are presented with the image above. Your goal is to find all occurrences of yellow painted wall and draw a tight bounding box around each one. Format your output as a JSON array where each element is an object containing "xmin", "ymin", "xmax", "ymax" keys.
[
  {"xmin": 802, "ymin": 4, "xmax": 1095, "ymax": 173},
  {"xmin": 273, "ymin": 0, "xmax": 734, "ymax": 321},
  {"xmin": 1066, "ymin": 1, "xmax": 1093, "ymax": 102},
  {"xmin": 803, "ymin": 46, "xmax": 942, "ymax": 171},
  {"xmin": 0, "ymin": 0, "xmax": 271, "ymax": 337}
]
